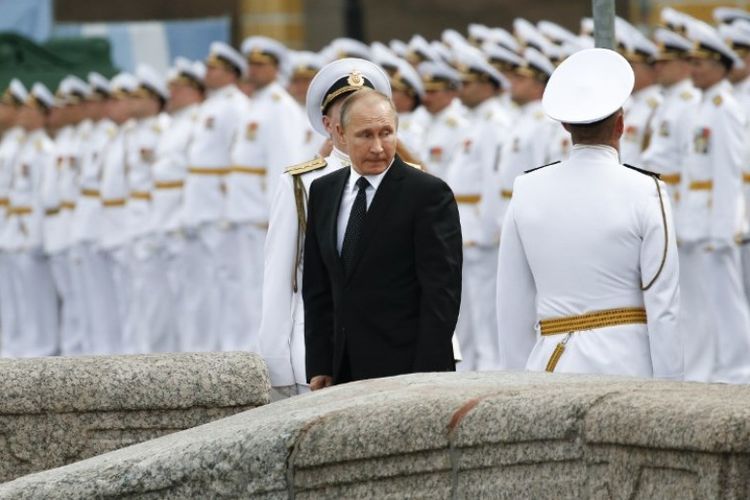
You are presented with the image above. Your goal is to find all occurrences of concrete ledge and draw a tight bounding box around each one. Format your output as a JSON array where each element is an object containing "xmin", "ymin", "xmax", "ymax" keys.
[
  {"xmin": 0, "ymin": 352, "xmax": 270, "ymax": 482},
  {"xmin": 1, "ymin": 371, "xmax": 748, "ymax": 498}
]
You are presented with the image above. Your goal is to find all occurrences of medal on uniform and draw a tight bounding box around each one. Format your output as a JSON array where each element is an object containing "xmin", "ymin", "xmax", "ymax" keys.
[
  {"xmin": 463, "ymin": 139, "xmax": 472, "ymax": 153},
  {"xmin": 693, "ymin": 127, "xmax": 710, "ymax": 154},
  {"xmin": 658, "ymin": 120, "xmax": 669, "ymax": 137},
  {"xmin": 140, "ymin": 148, "xmax": 155, "ymax": 162},
  {"xmin": 624, "ymin": 125, "xmax": 638, "ymax": 142},
  {"xmin": 429, "ymin": 146, "xmax": 442, "ymax": 162},
  {"xmin": 205, "ymin": 116, "xmax": 215, "ymax": 130},
  {"xmin": 246, "ymin": 122, "xmax": 259, "ymax": 141}
]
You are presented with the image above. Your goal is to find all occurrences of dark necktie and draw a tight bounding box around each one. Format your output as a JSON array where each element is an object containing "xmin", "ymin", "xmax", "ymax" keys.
[{"xmin": 341, "ymin": 176, "xmax": 369, "ymax": 272}]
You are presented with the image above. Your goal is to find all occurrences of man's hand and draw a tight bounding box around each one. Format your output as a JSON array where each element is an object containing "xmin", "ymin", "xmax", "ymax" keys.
[{"xmin": 309, "ymin": 375, "xmax": 333, "ymax": 391}]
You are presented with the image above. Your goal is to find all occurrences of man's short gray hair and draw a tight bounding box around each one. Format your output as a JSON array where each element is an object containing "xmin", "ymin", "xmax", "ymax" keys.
[{"xmin": 339, "ymin": 88, "xmax": 397, "ymax": 130}]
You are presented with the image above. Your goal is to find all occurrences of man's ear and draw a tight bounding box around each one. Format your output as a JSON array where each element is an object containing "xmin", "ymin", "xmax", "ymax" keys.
[
  {"xmin": 613, "ymin": 110, "xmax": 625, "ymax": 139},
  {"xmin": 335, "ymin": 122, "xmax": 346, "ymax": 147}
]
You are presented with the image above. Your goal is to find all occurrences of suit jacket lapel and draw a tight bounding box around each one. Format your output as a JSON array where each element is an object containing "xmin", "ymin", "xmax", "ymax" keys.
[{"xmin": 345, "ymin": 158, "xmax": 406, "ymax": 283}]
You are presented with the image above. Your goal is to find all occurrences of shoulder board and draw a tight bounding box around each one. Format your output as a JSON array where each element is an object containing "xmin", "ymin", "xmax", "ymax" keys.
[
  {"xmin": 623, "ymin": 163, "xmax": 660, "ymax": 179},
  {"xmin": 524, "ymin": 160, "xmax": 560, "ymax": 174},
  {"xmin": 713, "ymin": 95, "xmax": 723, "ymax": 106},
  {"xmin": 284, "ymin": 156, "xmax": 327, "ymax": 176},
  {"xmin": 405, "ymin": 161, "xmax": 422, "ymax": 170}
]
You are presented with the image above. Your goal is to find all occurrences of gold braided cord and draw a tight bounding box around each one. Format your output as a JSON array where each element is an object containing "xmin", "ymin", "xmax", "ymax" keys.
[{"xmin": 540, "ymin": 307, "xmax": 647, "ymax": 336}]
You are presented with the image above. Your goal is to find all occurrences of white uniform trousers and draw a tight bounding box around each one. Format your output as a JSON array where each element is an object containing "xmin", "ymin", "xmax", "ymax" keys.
[
  {"xmin": 0, "ymin": 252, "xmax": 19, "ymax": 355},
  {"xmin": 455, "ymin": 246, "xmax": 500, "ymax": 371},
  {"xmin": 2, "ymin": 251, "xmax": 59, "ymax": 357},
  {"xmin": 63, "ymin": 248, "xmax": 89, "ymax": 355},
  {"xmin": 101, "ymin": 245, "xmax": 131, "ymax": 354},
  {"xmin": 681, "ymin": 244, "xmax": 750, "ymax": 383},
  {"xmin": 49, "ymin": 250, "xmax": 84, "ymax": 355},
  {"xmin": 176, "ymin": 224, "xmax": 222, "ymax": 352},
  {"xmin": 740, "ymin": 244, "xmax": 750, "ymax": 309},
  {"xmin": 73, "ymin": 243, "xmax": 121, "ymax": 354},
  {"xmin": 216, "ymin": 223, "xmax": 265, "ymax": 352},
  {"xmin": 123, "ymin": 234, "xmax": 177, "ymax": 354}
]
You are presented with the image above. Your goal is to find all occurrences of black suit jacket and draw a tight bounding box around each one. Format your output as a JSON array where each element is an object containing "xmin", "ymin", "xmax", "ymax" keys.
[{"xmin": 303, "ymin": 155, "xmax": 462, "ymax": 384}]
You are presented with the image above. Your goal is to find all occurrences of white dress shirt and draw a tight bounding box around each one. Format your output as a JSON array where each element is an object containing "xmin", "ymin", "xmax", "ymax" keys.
[{"xmin": 336, "ymin": 163, "xmax": 391, "ymax": 254}]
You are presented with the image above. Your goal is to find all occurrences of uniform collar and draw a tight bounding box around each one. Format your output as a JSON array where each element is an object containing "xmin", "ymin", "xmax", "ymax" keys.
[
  {"xmin": 569, "ymin": 143, "xmax": 620, "ymax": 163},
  {"xmin": 209, "ymin": 83, "xmax": 237, "ymax": 98},
  {"xmin": 663, "ymin": 78, "xmax": 693, "ymax": 98},
  {"xmin": 331, "ymin": 146, "xmax": 351, "ymax": 167},
  {"xmin": 703, "ymin": 79, "xmax": 730, "ymax": 101}
]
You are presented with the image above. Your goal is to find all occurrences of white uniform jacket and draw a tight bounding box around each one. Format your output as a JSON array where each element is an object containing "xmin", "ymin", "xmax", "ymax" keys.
[
  {"xmin": 150, "ymin": 104, "xmax": 200, "ymax": 234},
  {"xmin": 496, "ymin": 99, "xmax": 560, "ymax": 231},
  {"xmin": 445, "ymin": 97, "xmax": 510, "ymax": 247},
  {"xmin": 641, "ymin": 79, "xmax": 700, "ymax": 209},
  {"xmin": 620, "ymin": 85, "xmax": 663, "ymax": 166},
  {"xmin": 184, "ymin": 84, "xmax": 249, "ymax": 226},
  {"xmin": 678, "ymin": 80, "xmax": 747, "ymax": 247},
  {"xmin": 227, "ymin": 81, "xmax": 307, "ymax": 225},
  {"xmin": 419, "ymin": 102, "xmax": 469, "ymax": 179},
  {"xmin": 497, "ymin": 144, "xmax": 682, "ymax": 380},
  {"xmin": 259, "ymin": 148, "xmax": 350, "ymax": 387}
]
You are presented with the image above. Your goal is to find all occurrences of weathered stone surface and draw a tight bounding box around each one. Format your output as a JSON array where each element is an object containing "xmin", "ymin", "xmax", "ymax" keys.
[
  {"xmin": 0, "ymin": 352, "xmax": 270, "ymax": 482},
  {"xmin": 2, "ymin": 372, "xmax": 750, "ymax": 498}
]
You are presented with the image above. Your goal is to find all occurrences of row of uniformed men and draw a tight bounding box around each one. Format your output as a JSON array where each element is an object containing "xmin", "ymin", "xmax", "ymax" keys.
[{"xmin": 3, "ymin": 8, "xmax": 750, "ymax": 385}]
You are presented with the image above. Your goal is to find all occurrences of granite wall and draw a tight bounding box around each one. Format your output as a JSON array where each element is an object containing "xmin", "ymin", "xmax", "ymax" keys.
[
  {"xmin": 0, "ymin": 352, "xmax": 270, "ymax": 483},
  {"xmin": 1, "ymin": 371, "xmax": 748, "ymax": 498}
]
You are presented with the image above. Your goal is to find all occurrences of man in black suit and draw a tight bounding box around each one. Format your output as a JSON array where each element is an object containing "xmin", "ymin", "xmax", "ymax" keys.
[{"xmin": 303, "ymin": 88, "xmax": 462, "ymax": 390}]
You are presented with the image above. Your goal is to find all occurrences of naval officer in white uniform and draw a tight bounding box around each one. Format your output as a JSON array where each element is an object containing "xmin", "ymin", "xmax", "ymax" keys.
[{"xmin": 496, "ymin": 48, "xmax": 682, "ymax": 380}]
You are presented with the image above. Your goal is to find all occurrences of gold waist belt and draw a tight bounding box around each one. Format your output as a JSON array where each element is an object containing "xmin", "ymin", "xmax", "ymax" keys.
[
  {"xmin": 500, "ymin": 189, "xmax": 513, "ymax": 199},
  {"xmin": 0, "ymin": 198, "xmax": 8, "ymax": 207},
  {"xmin": 540, "ymin": 307, "xmax": 647, "ymax": 336},
  {"xmin": 154, "ymin": 180, "xmax": 184, "ymax": 190},
  {"xmin": 230, "ymin": 166, "xmax": 267, "ymax": 175},
  {"xmin": 188, "ymin": 167, "xmax": 230, "ymax": 176},
  {"xmin": 661, "ymin": 173, "xmax": 681, "ymax": 185},
  {"xmin": 8, "ymin": 206, "xmax": 32, "ymax": 216},
  {"xmin": 45, "ymin": 207, "xmax": 60, "ymax": 216},
  {"xmin": 61, "ymin": 201, "xmax": 76, "ymax": 210},
  {"xmin": 81, "ymin": 189, "xmax": 100, "ymax": 198},
  {"xmin": 743, "ymin": 173, "xmax": 750, "ymax": 183},
  {"xmin": 542, "ymin": 307, "xmax": 648, "ymax": 372},
  {"xmin": 688, "ymin": 180, "xmax": 712, "ymax": 191},
  {"xmin": 130, "ymin": 191, "xmax": 152, "ymax": 201},
  {"xmin": 455, "ymin": 194, "xmax": 481, "ymax": 204},
  {"xmin": 102, "ymin": 198, "xmax": 126, "ymax": 207}
]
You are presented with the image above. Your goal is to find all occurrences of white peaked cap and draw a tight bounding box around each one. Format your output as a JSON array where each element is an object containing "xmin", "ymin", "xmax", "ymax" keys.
[
  {"xmin": 305, "ymin": 57, "xmax": 391, "ymax": 136},
  {"xmin": 538, "ymin": 20, "xmax": 579, "ymax": 46},
  {"xmin": 408, "ymin": 35, "xmax": 440, "ymax": 62},
  {"xmin": 87, "ymin": 72, "xmax": 110, "ymax": 96},
  {"xmin": 714, "ymin": 7, "xmax": 750, "ymax": 24},
  {"xmin": 543, "ymin": 48, "xmax": 634, "ymax": 124},
  {"xmin": 371, "ymin": 42, "xmax": 401, "ymax": 71},
  {"xmin": 208, "ymin": 41, "xmax": 247, "ymax": 78},
  {"xmin": 5, "ymin": 78, "xmax": 28, "ymax": 104},
  {"xmin": 686, "ymin": 17, "xmax": 743, "ymax": 69},
  {"xmin": 29, "ymin": 82, "xmax": 54, "ymax": 109},
  {"xmin": 136, "ymin": 63, "xmax": 168, "ymax": 100},
  {"xmin": 486, "ymin": 27, "xmax": 521, "ymax": 53},
  {"xmin": 389, "ymin": 39, "xmax": 409, "ymax": 58},
  {"xmin": 454, "ymin": 43, "xmax": 509, "ymax": 89},
  {"xmin": 241, "ymin": 35, "xmax": 288, "ymax": 67},
  {"xmin": 391, "ymin": 57, "xmax": 424, "ymax": 98}
]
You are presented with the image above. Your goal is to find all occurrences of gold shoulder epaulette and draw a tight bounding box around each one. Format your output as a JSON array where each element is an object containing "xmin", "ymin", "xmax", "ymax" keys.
[
  {"xmin": 405, "ymin": 161, "xmax": 422, "ymax": 170},
  {"xmin": 285, "ymin": 156, "xmax": 327, "ymax": 176},
  {"xmin": 713, "ymin": 95, "xmax": 723, "ymax": 106}
]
